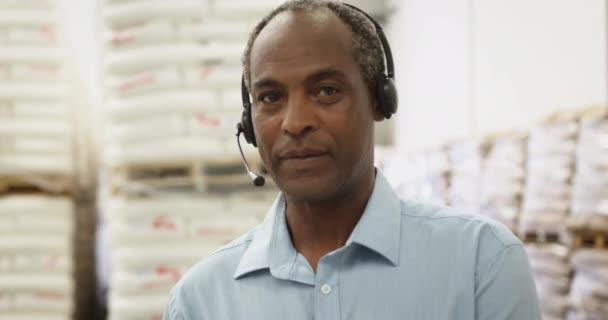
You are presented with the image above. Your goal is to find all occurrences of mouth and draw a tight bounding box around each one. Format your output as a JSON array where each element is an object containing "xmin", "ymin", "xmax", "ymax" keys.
[
  {"xmin": 280, "ymin": 147, "xmax": 328, "ymax": 159},
  {"xmin": 278, "ymin": 148, "xmax": 330, "ymax": 168}
]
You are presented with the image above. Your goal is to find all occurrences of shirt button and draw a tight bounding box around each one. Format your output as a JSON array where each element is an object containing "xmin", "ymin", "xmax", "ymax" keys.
[{"xmin": 321, "ymin": 284, "xmax": 332, "ymax": 295}]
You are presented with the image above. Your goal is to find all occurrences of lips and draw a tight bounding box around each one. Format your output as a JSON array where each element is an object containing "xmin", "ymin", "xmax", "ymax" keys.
[{"xmin": 279, "ymin": 147, "xmax": 328, "ymax": 160}]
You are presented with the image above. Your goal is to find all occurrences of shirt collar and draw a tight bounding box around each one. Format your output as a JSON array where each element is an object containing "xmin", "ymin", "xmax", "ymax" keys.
[
  {"xmin": 233, "ymin": 169, "xmax": 402, "ymax": 280},
  {"xmin": 346, "ymin": 169, "xmax": 402, "ymax": 266}
]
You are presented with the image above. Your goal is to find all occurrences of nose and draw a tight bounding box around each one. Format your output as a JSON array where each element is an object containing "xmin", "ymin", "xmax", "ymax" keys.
[{"xmin": 281, "ymin": 95, "xmax": 319, "ymax": 138}]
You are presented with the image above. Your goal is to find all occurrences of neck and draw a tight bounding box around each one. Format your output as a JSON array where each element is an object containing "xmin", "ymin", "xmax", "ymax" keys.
[{"xmin": 285, "ymin": 168, "xmax": 376, "ymax": 272}]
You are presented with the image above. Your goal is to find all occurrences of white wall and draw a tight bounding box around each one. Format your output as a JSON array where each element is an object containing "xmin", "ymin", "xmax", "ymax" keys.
[
  {"xmin": 388, "ymin": 0, "xmax": 473, "ymax": 149},
  {"xmin": 389, "ymin": 0, "xmax": 607, "ymax": 150},
  {"xmin": 474, "ymin": 0, "xmax": 607, "ymax": 133}
]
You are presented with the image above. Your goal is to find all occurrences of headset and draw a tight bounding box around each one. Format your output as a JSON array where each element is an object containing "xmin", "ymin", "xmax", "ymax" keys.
[{"xmin": 236, "ymin": 3, "xmax": 398, "ymax": 187}]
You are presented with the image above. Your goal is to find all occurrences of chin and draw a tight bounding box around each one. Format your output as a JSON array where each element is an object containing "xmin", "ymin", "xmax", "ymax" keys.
[{"xmin": 276, "ymin": 173, "xmax": 343, "ymax": 203}]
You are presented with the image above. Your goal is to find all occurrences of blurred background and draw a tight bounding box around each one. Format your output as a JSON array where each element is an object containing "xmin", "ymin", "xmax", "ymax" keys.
[{"xmin": 0, "ymin": 0, "xmax": 606, "ymax": 320}]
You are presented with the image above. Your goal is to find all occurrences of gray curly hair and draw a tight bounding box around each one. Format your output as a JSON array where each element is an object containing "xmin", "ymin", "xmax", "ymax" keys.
[{"xmin": 241, "ymin": 0, "xmax": 385, "ymax": 94}]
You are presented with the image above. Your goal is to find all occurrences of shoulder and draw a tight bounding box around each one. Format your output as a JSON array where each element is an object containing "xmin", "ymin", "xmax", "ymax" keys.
[
  {"xmin": 400, "ymin": 199, "xmax": 520, "ymax": 245},
  {"xmin": 182, "ymin": 227, "xmax": 256, "ymax": 286},
  {"xmin": 399, "ymin": 199, "xmax": 524, "ymax": 279},
  {"xmin": 167, "ymin": 227, "xmax": 258, "ymax": 313}
]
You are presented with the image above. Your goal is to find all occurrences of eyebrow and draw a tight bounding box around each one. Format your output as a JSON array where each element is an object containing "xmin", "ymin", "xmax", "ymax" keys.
[
  {"xmin": 305, "ymin": 67, "xmax": 347, "ymax": 85},
  {"xmin": 251, "ymin": 67, "xmax": 348, "ymax": 91},
  {"xmin": 252, "ymin": 78, "xmax": 284, "ymax": 91}
]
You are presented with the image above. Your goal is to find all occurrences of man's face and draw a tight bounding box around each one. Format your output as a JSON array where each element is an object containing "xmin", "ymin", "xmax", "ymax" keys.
[{"xmin": 249, "ymin": 9, "xmax": 378, "ymax": 202}]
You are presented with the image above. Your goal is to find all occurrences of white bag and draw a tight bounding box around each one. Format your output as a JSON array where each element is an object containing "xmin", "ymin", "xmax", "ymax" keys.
[
  {"xmin": 14, "ymin": 290, "xmax": 72, "ymax": 313},
  {"xmin": 108, "ymin": 292, "xmax": 167, "ymax": 320},
  {"xmin": 183, "ymin": 64, "xmax": 241, "ymax": 90},
  {"xmin": 7, "ymin": 63, "xmax": 63, "ymax": 81},
  {"xmin": 103, "ymin": 44, "xmax": 216, "ymax": 75},
  {"xmin": 102, "ymin": 1, "xmax": 206, "ymax": 28},
  {"xmin": 0, "ymin": 118, "xmax": 70, "ymax": 136},
  {"xmin": 14, "ymin": 252, "xmax": 71, "ymax": 272},
  {"xmin": 179, "ymin": 20, "xmax": 249, "ymax": 42},
  {"xmin": 104, "ymin": 20, "xmax": 176, "ymax": 49},
  {"xmin": 0, "ymin": 83, "xmax": 66, "ymax": 100},
  {"xmin": 0, "ymin": 273, "xmax": 72, "ymax": 292},
  {"xmin": 213, "ymin": 0, "xmax": 282, "ymax": 18},
  {"xmin": 0, "ymin": 0, "xmax": 56, "ymax": 9},
  {"xmin": 0, "ymin": 11, "xmax": 57, "ymax": 26},
  {"xmin": 7, "ymin": 26, "xmax": 57, "ymax": 46},
  {"xmin": 105, "ymin": 89, "xmax": 217, "ymax": 121},
  {"xmin": 104, "ymin": 136, "xmax": 225, "ymax": 165},
  {"xmin": 111, "ymin": 264, "xmax": 188, "ymax": 294},
  {"xmin": 0, "ymin": 234, "xmax": 71, "ymax": 253},
  {"xmin": 0, "ymin": 313, "xmax": 70, "ymax": 320},
  {"xmin": 0, "ymin": 154, "xmax": 73, "ymax": 175},
  {"xmin": 105, "ymin": 67, "xmax": 183, "ymax": 98}
]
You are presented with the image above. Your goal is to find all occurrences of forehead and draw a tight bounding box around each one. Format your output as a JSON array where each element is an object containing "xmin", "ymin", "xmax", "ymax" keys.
[{"xmin": 250, "ymin": 9, "xmax": 357, "ymax": 82}]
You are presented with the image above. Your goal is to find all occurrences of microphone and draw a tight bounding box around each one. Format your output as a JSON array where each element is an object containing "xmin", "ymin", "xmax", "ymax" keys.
[{"xmin": 236, "ymin": 124, "xmax": 266, "ymax": 187}]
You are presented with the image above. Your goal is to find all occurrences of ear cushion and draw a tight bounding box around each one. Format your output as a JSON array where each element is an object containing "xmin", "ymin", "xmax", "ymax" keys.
[
  {"xmin": 376, "ymin": 76, "xmax": 398, "ymax": 119},
  {"xmin": 241, "ymin": 107, "xmax": 257, "ymax": 147}
]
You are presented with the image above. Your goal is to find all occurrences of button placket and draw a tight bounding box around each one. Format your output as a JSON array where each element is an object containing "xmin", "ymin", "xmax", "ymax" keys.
[{"xmin": 314, "ymin": 253, "xmax": 341, "ymax": 320}]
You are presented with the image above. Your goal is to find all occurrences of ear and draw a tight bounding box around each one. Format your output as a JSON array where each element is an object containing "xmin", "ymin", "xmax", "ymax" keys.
[{"xmin": 372, "ymin": 98, "xmax": 385, "ymax": 122}]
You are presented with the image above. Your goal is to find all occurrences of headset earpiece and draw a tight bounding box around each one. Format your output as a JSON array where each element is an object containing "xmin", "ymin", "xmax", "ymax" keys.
[
  {"xmin": 376, "ymin": 75, "xmax": 398, "ymax": 119},
  {"xmin": 240, "ymin": 107, "xmax": 256, "ymax": 147},
  {"xmin": 240, "ymin": 76, "xmax": 257, "ymax": 146}
]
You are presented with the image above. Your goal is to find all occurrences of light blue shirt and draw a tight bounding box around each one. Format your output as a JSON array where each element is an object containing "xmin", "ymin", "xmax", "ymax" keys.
[{"xmin": 164, "ymin": 171, "xmax": 541, "ymax": 320}]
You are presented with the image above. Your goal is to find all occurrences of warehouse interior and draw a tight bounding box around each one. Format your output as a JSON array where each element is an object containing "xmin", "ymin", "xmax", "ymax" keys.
[{"xmin": 0, "ymin": 0, "xmax": 607, "ymax": 319}]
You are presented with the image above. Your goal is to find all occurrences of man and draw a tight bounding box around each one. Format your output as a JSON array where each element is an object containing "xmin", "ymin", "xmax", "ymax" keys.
[{"xmin": 164, "ymin": 1, "xmax": 542, "ymax": 319}]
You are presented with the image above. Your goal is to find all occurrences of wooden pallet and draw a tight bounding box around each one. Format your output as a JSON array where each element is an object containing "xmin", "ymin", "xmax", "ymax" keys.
[
  {"xmin": 0, "ymin": 174, "xmax": 74, "ymax": 195},
  {"xmin": 519, "ymin": 228, "xmax": 569, "ymax": 245},
  {"xmin": 566, "ymin": 215, "xmax": 608, "ymax": 233},
  {"xmin": 571, "ymin": 231, "xmax": 608, "ymax": 249},
  {"xmin": 110, "ymin": 157, "xmax": 269, "ymax": 195}
]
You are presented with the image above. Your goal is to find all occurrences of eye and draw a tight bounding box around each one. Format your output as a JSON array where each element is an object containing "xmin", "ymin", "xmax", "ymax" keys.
[
  {"xmin": 258, "ymin": 92, "xmax": 280, "ymax": 104},
  {"xmin": 315, "ymin": 85, "xmax": 342, "ymax": 104},
  {"xmin": 318, "ymin": 86, "xmax": 338, "ymax": 97}
]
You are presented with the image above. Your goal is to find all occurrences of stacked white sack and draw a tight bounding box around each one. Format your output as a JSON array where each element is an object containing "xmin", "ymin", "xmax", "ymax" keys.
[
  {"xmin": 106, "ymin": 193, "xmax": 272, "ymax": 320},
  {"xmin": 447, "ymin": 140, "xmax": 484, "ymax": 214},
  {"xmin": 97, "ymin": 2, "xmax": 289, "ymax": 320},
  {"xmin": 520, "ymin": 116, "xmax": 578, "ymax": 234},
  {"xmin": 568, "ymin": 111, "xmax": 608, "ymax": 231},
  {"xmin": 99, "ymin": 0, "xmax": 286, "ymax": 166},
  {"xmin": 568, "ymin": 249, "xmax": 608, "ymax": 319},
  {"xmin": 0, "ymin": 0, "xmax": 73, "ymax": 176},
  {"xmin": 383, "ymin": 149, "xmax": 448, "ymax": 206},
  {"xmin": 0, "ymin": 194, "xmax": 74, "ymax": 320},
  {"xmin": 525, "ymin": 244, "xmax": 571, "ymax": 320},
  {"xmin": 479, "ymin": 135, "xmax": 526, "ymax": 230}
]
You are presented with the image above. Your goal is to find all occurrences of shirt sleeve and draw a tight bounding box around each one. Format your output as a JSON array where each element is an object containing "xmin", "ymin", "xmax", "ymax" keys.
[
  {"xmin": 163, "ymin": 289, "xmax": 182, "ymax": 320},
  {"xmin": 475, "ymin": 244, "xmax": 542, "ymax": 320}
]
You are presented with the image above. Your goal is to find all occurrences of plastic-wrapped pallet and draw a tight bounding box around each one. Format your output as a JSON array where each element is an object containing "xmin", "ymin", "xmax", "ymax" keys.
[
  {"xmin": 568, "ymin": 109, "xmax": 608, "ymax": 232},
  {"xmin": 447, "ymin": 140, "xmax": 485, "ymax": 213},
  {"xmin": 525, "ymin": 243, "xmax": 571, "ymax": 320},
  {"xmin": 383, "ymin": 148, "xmax": 448, "ymax": 205},
  {"xmin": 97, "ymin": 2, "xmax": 287, "ymax": 319},
  {"xmin": 105, "ymin": 193, "xmax": 271, "ymax": 320},
  {"xmin": 0, "ymin": 1, "xmax": 80, "ymax": 319},
  {"xmin": 0, "ymin": 195, "xmax": 74, "ymax": 320},
  {"xmin": 98, "ymin": 0, "xmax": 283, "ymax": 167},
  {"xmin": 0, "ymin": 0, "xmax": 74, "ymax": 178},
  {"xmin": 520, "ymin": 113, "xmax": 579, "ymax": 235},
  {"xmin": 479, "ymin": 134, "xmax": 526, "ymax": 230},
  {"xmin": 99, "ymin": 0, "xmax": 222, "ymax": 166},
  {"xmin": 568, "ymin": 249, "xmax": 608, "ymax": 319}
]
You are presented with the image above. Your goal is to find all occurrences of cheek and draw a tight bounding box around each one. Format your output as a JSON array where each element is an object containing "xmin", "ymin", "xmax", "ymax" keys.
[
  {"xmin": 252, "ymin": 113, "xmax": 279, "ymax": 160},
  {"xmin": 323, "ymin": 103, "xmax": 371, "ymax": 145}
]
